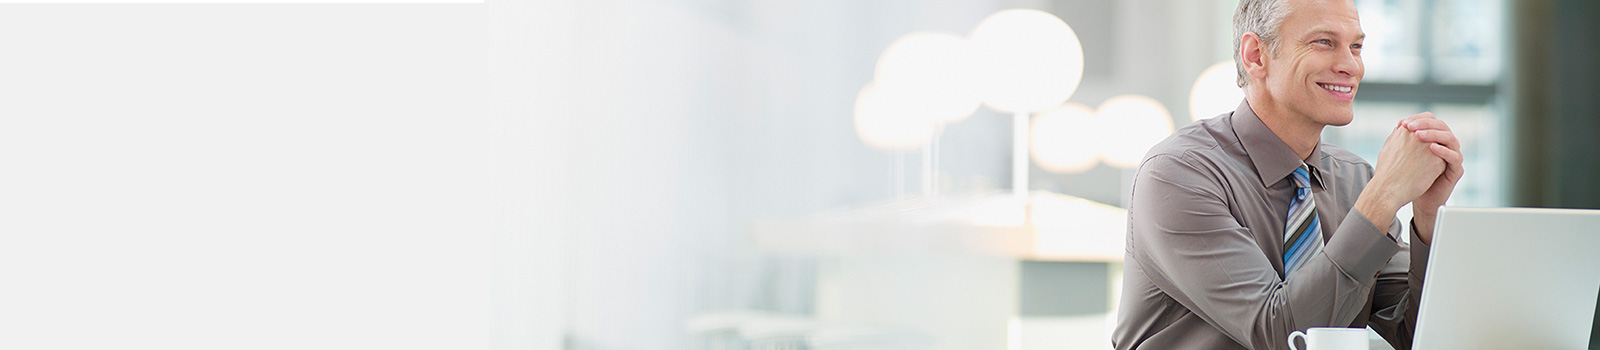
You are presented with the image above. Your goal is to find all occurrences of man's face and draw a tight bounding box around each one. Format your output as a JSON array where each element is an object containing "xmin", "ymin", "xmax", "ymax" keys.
[{"xmin": 1262, "ymin": 0, "xmax": 1365, "ymax": 126}]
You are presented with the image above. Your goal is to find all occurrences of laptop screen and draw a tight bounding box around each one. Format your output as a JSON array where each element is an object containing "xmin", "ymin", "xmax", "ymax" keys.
[{"xmin": 1592, "ymin": 287, "xmax": 1599, "ymax": 350}]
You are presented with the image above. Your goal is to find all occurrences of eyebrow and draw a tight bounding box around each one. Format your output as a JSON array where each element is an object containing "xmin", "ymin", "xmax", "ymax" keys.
[{"xmin": 1303, "ymin": 27, "xmax": 1366, "ymax": 41}]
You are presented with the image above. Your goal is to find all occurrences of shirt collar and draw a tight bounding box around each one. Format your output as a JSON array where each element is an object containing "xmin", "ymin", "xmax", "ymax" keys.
[{"xmin": 1231, "ymin": 99, "xmax": 1325, "ymax": 188}]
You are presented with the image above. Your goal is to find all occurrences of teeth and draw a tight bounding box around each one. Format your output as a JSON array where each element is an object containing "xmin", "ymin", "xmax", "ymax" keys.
[{"xmin": 1320, "ymin": 84, "xmax": 1352, "ymax": 93}]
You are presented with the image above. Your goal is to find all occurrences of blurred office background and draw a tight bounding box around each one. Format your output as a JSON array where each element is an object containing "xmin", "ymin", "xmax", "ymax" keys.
[{"xmin": 0, "ymin": 0, "xmax": 1594, "ymax": 349}]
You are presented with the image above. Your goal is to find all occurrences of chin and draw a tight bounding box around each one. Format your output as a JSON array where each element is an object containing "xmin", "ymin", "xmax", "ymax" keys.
[{"xmin": 1320, "ymin": 112, "xmax": 1355, "ymax": 127}]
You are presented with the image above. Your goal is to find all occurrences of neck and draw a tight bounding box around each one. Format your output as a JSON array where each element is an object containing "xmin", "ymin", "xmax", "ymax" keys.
[{"xmin": 1245, "ymin": 90, "xmax": 1322, "ymax": 162}]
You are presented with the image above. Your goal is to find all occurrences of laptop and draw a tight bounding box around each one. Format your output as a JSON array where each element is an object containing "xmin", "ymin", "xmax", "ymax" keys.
[{"xmin": 1413, "ymin": 207, "xmax": 1600, "ymax": 349}]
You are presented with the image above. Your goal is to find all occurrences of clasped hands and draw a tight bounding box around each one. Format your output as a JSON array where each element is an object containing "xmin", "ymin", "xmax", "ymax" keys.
[{"xmin": 1368, "ymin": 112, "xmax": 1465, "ymax": 245}]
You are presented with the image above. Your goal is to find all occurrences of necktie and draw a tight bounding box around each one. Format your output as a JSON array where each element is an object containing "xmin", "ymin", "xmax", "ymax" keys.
[{"xmin": 1283, "ymin": 164, "xmax": 1322, "ymax": 276}]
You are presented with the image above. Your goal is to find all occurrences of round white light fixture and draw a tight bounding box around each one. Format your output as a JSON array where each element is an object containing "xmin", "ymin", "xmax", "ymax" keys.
[
  {"xmin": 1188, "ymin": 61, "xmax": 1246, "ymax": 122},
  {"xmin": 874, "ymin": 32, "xmax": 982, "ymax": 123},
  {"xmin": 853, "ymin": 83, "xmax": 935, "ymax": 151},
  {"xmin": 1097, "ymin": 95, "xmax": 1175, "ymax": 168},
  {"xmin": 969, "ymin": 9, "xmax": 1085, "ymax": 113},
  {"xmin": 1030, "ymin": 103, "xmax": 1101, "ymax": 174}
]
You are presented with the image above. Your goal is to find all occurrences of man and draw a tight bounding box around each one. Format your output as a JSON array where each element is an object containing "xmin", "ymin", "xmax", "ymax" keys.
[{"xmin": 1111, "ymin": 0, "xmax": 1465, "ymax": 349}]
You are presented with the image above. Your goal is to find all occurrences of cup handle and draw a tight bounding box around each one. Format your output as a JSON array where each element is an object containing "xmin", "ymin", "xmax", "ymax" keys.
[{"xmin": 1288, "ymin": 330, "xmax": 1307, "ymax": 350}]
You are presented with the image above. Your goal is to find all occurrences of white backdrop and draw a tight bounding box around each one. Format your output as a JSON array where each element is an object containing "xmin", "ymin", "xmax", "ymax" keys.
[{"xmin": 0, "ymin": 4, "xmax": 525, "ymax": 349}]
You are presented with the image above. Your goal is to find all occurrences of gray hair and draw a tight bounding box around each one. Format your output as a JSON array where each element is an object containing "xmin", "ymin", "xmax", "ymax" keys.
[{"xmin": 1232, "ymin": 0, "xmax": 1293, "ymax": 87}]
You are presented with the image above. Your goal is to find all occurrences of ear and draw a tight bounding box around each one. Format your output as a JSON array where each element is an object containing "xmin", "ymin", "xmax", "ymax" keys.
[{"xmin": 1239, "ymin": 32, "xmax": 1269, "ymax": 84}]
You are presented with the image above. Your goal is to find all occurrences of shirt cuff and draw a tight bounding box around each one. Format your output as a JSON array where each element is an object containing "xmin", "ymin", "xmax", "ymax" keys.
[{"xmin": 1324, "ymin": 208, "xmax": 1403, "ymax": 280}]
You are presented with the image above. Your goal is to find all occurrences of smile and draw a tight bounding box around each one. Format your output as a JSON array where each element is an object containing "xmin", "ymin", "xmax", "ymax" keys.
[{"xmin": 1319, "ymin": 83, "xmax": 1353, "ymax": 93}]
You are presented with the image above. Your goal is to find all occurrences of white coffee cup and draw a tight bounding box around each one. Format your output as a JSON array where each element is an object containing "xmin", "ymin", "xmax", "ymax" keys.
[{"xmin": 1288, "ymin": 327, "xmax": 1368, "ymax": 350}]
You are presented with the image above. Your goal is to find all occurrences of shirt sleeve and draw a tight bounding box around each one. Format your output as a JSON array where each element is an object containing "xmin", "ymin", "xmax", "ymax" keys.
[
  {"xmin": 1129, "ymin": 155, "xmax": 1403, "ymax": 349},
  {"xmin": 1367, "ymin": 219, "xmax": 1434, "ymax": 350}
]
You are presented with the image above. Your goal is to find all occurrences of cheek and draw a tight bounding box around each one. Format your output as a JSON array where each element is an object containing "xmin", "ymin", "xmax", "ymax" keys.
[
  {"xmin": 1302, "ymin": 56, "xmax": 1329, "ymax": 74},
  {"xmin": 1288, "ymin": 55, "xmax": 1321, "ymax": 82},
  {"xmin": 1267, "ymin": 57, "xmax": 1302, "ymax": 86}
]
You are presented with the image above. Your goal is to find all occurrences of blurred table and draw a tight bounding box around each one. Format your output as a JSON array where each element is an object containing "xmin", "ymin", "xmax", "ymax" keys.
[
  {"xmin": 747, "ymin": 190, "xmax": 1128, "ymax": 349},
  {"xmin": 750, "ymin": 190, "xmax": 1127, "ymax": 262}
]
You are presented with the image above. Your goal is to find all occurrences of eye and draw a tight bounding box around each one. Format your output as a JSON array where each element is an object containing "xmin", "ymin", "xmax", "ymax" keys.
[
  {"xmin": 1314, "ymin": 39, "xmax": 1334, "ymax": 46},
  {"xmin": 1351, "ymin": 43, "xmax": 1363, "ymax": 50}
]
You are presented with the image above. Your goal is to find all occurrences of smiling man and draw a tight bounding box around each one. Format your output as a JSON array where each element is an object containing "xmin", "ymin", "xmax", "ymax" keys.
[{"xmin": 1111, "ymin": 0, "xmax": 1465, "ymax": 349}]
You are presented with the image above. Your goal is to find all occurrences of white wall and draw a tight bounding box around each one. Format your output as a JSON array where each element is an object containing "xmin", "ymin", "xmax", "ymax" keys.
[
  {"xmin": 0, "ymin": 4, "xmax": 544, "ymax": 349},
  {"xmin": 0, "ymin": 1, "xmax": 1005, "ymax": 348}
]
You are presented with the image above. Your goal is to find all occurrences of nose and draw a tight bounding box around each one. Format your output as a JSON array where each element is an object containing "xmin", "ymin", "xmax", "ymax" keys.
[{"xmin": 1332, "ymin": 47, "xmax": 1362, "ymax": 79}]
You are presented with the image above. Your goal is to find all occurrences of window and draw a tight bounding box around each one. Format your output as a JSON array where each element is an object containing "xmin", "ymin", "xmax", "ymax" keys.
[{"xmin": 1321, "ymin": 0, "xmax": 1507, "ymax": 207}]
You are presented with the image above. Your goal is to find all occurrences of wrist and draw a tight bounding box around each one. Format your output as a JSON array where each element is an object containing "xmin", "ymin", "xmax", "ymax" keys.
[
  {"xmin": 1412, "ymin": 208, "xmax": 1434, "ymax": 230},
  {"xmin": 1413, "ymin": 203, "xmax": 1440, "ymax": 218},
  {"xmin": 1358, "ymin": 179, "xmax": 1406, "ymax": 214},
  {"xmin": 1412, "ymin": 208, "xmax": 1437, "ymax": 245},
  {"xmin": 1413, "ymin": 217, "xmax": 1434, "ymax": 245},
  {"xmin": 1353, "ymin": 190, "xmax": 1399, "ymax": 233}
]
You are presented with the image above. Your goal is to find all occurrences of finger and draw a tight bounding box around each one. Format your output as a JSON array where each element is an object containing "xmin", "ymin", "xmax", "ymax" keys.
[
  {"xmin": 1387, "ymin": 123, "xmax": 1411, "ymax": 139},
  {"xmin": 1432, "ymin": 143, "xmax": 1466, "ymax": 181},
  {"xmin": 1398, "ymin": 112, "xmax": 1437, "ymax": 125},
  {"xmin": 1403, "ymin": 117, "xmax": 1452, "ymax": 132},
  {"xmin": 1405, "ymin": 118, "xmax": 1450, "ymax": 132},
  {"xmin": 1414, "ymin": 129, "xmax": 1461, "ymax": 150},
  {"xmin": 1429, "ymin": 143, "xmax": 1463, "ymax": 165}
]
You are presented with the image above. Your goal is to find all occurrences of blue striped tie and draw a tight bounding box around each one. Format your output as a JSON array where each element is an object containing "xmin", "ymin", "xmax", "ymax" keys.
[{"xmin": 1283, "ymin": 165, "xmax": 1322, "ymax": 276}]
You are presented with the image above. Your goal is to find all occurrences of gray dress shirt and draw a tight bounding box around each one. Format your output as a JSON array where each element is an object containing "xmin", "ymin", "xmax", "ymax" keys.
[{"xmin": 1112, "ymin": 101, "xmax": 1433, "ymax": 350}]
